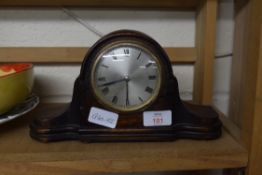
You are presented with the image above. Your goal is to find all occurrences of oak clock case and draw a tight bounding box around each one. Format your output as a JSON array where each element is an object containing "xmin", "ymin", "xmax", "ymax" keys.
[{"xmin": 30, "ymin": 30, "xmax": 222, "ymax": 142}]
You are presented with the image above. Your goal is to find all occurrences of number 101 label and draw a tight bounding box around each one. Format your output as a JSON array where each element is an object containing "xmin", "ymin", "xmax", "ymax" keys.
[{"xmin": 143, "ymin": 110, "xmax": 172, "ymax": 127}]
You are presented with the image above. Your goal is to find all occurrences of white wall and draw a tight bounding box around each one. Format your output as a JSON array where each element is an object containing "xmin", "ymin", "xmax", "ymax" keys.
[
  {"xmin": 214, "ymin": 0, "xmax": 234, "ymax": 115},
  {"xmin": 0, "ymin": 1, "xmax": 234, "ymax": 116}
]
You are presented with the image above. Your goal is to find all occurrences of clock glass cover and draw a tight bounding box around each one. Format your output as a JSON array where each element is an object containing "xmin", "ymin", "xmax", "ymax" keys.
[{"xmin": 91, "ymin": 42, "xmax": 162, "ymax": 112}]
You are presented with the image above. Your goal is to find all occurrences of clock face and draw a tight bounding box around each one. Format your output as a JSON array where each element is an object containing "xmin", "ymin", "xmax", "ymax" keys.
[{"xmin": 91, "ymin": 42, "xmax": 162, "ymax": 112}]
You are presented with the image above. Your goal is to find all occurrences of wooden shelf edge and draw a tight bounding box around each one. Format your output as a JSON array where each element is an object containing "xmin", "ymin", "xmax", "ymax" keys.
[
  {"xmin": 0, "ymin": 152, "xmax": 248, "ymax": 175},
  {"xmin": 0, "ymin": 103, "xmax": 248, "ymax": 174},
  {"xmin": 0, "ymin": 0, "xmax": 199, "ymax": 9},
  {"xmin": 0, "ymin": 47, "xmax": 196, "ymax": 64}
]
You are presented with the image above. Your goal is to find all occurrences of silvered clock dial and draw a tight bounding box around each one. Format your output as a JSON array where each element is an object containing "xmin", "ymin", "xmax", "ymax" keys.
[{"xmin": 91, "ymin": 43, "xmax": 162, "ymax": 112}]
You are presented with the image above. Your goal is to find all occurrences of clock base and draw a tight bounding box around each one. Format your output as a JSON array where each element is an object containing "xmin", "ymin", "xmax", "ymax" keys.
[{"xmin": 30, "ymin": 102, "xmax": 222, "ymax": 143}]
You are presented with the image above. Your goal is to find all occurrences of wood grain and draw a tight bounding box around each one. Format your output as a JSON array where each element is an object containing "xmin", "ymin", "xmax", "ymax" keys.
[
  {"xmin": 229, "ymin": 0, "xmax": 262, "ymax": 174},
  {"xmin": 0, "ymin": 104, "xmax": 247, "ymax": 175},
  {"xmin": 229, "ymin": 0, "xmax": 249, "ymax": 129},
  {"xmin": 193, "ymin": 0, "xmax": 217, "ymax": 105},
  {"xmin": 246, "ymin": 23, "xmax": 262, "ymax": 175},
  {"xmin": 229, "ymin": 0, "xmax": 262, "ymax": 148},
  {"xmin": 0, "ymin": 47, "xmax": 196, "ymax": 64},
  {"xmin": 0, "ymin": 0, "xmax": 198, "ymax": 9}
]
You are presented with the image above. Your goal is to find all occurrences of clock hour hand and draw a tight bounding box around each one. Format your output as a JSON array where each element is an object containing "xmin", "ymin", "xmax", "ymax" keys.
[{"xmin": 98, "ymin": 78, "xmax": 126, "ymax": 87}]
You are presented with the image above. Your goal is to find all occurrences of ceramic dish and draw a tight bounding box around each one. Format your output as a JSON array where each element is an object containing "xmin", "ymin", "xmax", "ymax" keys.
[
  {"xmin": 0, "ymin": 64, "xmax": 34, "ymax": 115},
  {"xmin": 0, "ymin": 94, "xmax": 39, "ymax": 125}
]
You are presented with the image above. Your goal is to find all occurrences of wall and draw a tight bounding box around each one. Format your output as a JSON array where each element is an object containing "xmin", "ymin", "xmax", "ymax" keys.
[
  {"xmin": 0, "ymin": 1, "xmax": 234, "ymax": 116},
  {"xmin": 0, "ymin": 8, "xmax": 195, "ymax": 101},
  {"xmin": 214, "ymin": 0, "xmax": 234, "ymax": 115}
]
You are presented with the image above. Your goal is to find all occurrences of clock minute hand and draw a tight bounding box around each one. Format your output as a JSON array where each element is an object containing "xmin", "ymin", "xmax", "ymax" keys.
[
  {"xmin": 98, "ymin": 78, "xmax": 126, "ymax": 87},
  {"xmin": 125, "ymin": 79, "xmax": 130, "ymax": 106}
]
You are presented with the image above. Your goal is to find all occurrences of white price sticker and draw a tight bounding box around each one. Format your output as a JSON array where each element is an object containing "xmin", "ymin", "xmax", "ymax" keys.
[
  {"xmin": 143, "ymin": 110, "xmax": 172, "ymax": 127},
  {"xmin": 88, "ymin": 107, "xmax": 119, "ymax": 129}
]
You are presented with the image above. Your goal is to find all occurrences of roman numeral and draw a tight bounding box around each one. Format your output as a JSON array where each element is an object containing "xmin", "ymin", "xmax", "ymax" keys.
[
  {"xmin": 138, "ymin": 96, "xmax": 144, "ymax": 102},
  {"xmin": 126, "ymin": 99, "xmax": 130, "ymax": 106},
  {"xmin": 124, "ymin": 48, "xmax": 129, "ymax": 55},
  {"xmin": 148, "ymin": 75, "xmax": 156, "ymax": 80},
  {"xmin": 145, "ymin": 86, "xmax": 153, "ymax": 94},
  {"xmin": 101, "ymin": 64, "xmax": 109, "ymax": 68},
  {"xmin": 136, "ymin": 52, "xmax": 141, "ymax": 60},
  {"xmin": 98, "ymin": 77, "xmax": 106, "ymax": 81},
  {"xmin": 102, "ymin": 87, "xmax": 109, "ymax": 95},
  {"xmin": 145, "ymin": 63, "xmax": 152, "ymax": 68},
  {"xmin": 112, "ymin": 96, "xmax": 118, "ymax": 104},
  {"xmin": 112, "ymin": 52, "xmax": 118, "ymax": 60}
]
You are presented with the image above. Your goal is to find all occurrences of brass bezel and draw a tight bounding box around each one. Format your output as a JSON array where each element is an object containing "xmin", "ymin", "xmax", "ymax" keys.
[{"xmin": 90, "ymin": 40, "xmax": 163, "ymax": 113}]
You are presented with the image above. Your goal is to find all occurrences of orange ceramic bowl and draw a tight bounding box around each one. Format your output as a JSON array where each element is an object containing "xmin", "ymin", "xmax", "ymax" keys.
[{"xmin": 0, "ymin": 64, "xmax": 34, "ymax": 115}]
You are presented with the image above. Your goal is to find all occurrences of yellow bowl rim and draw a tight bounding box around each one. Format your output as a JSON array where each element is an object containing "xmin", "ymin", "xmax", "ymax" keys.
[{"xmin": 0, "ymin": 63, "xmax": 33, "ymax": 79}]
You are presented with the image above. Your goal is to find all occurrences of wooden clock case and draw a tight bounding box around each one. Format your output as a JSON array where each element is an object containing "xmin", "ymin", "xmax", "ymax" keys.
[{"xmin": 30, "ymin": 30, "xmax": 222, "ymax": 142}]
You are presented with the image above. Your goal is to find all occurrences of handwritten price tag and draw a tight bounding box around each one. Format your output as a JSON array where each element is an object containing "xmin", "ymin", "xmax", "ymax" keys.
[
  {"xmin": 143, "ymin": 110, "xmax": 172, "ymax": 127},
  {"xmin": 88, "ymin": 107, "xmax": 119, "ymax": 129}
]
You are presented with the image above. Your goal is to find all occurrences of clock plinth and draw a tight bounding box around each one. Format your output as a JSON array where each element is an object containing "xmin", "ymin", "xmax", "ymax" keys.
[{"xmin": 30, "ymin": 30, "xmax": 222, "ymax": 142}]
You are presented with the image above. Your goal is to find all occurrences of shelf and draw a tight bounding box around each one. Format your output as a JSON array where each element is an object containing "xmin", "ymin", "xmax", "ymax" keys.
[
  {"xmin": 0, "ymin": 47, "xmax": 196, "ymax": 64},
  {"xmin": 0, "ymin": 103, "xmax": 247, "ymax": 175},
  {"xmin": 0, "ymin": 0, "xmax": 199, "ymax": 9}
]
